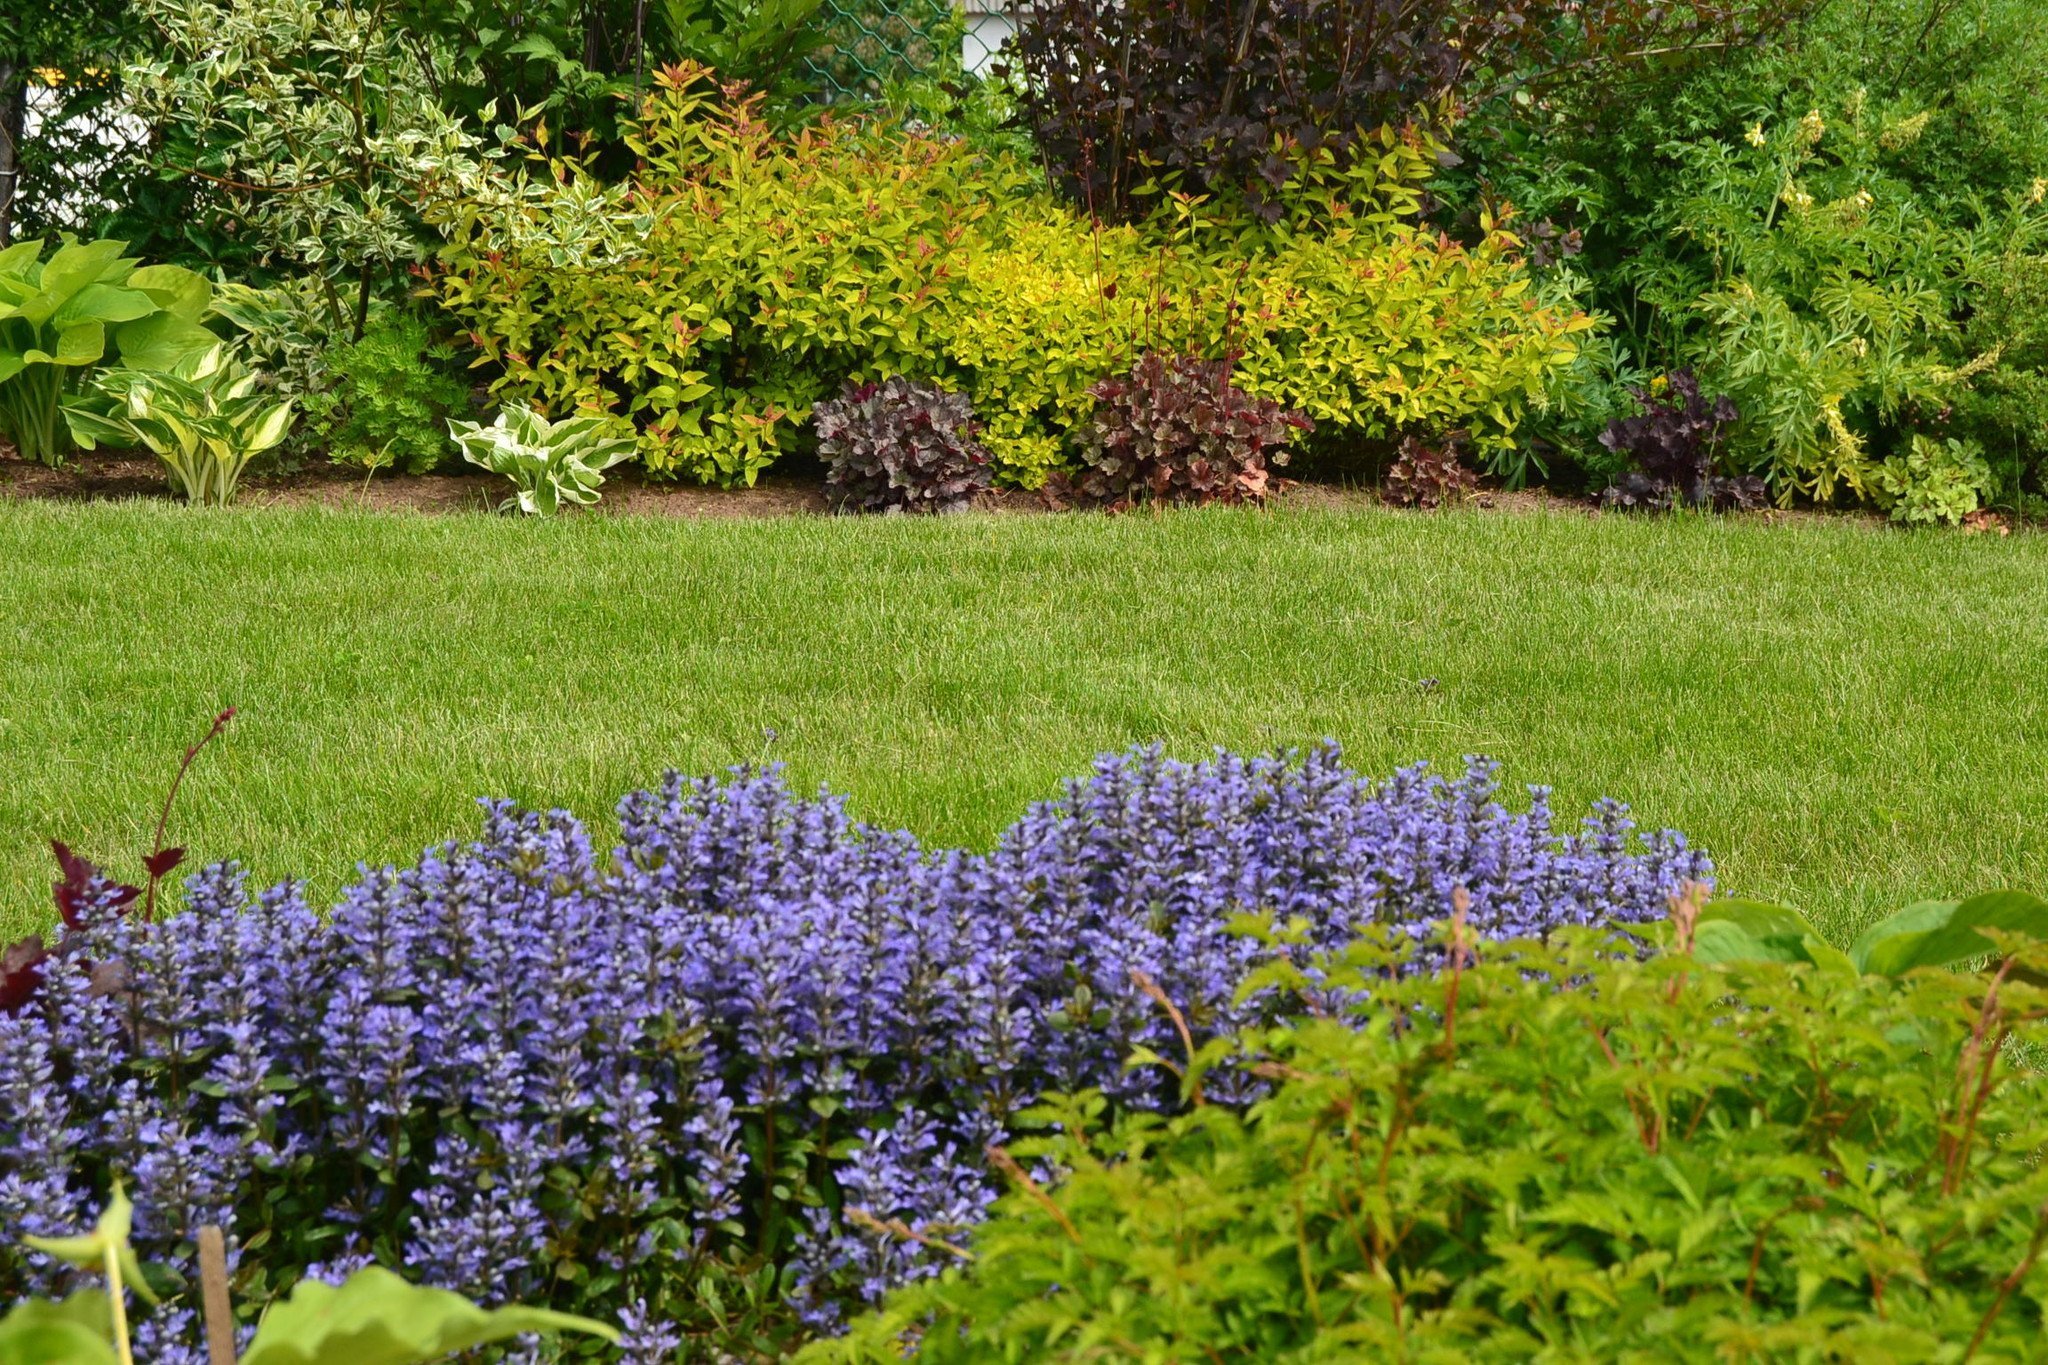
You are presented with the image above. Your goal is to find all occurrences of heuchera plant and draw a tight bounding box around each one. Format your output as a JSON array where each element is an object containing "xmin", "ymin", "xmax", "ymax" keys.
[
  {"xmin": 1599, "ymin": 369, "xmax": 1766, "ymax": 512},
  {"xmin": 814, "ymin": 378, "xmax": 994, "ymax": 515},
  {"xmin": 0, "ymin": 744, "xmax": 1706, "ymax": 1354},
  {"xmin": 1383, "ymin": 436, "xmax": 1479, "ymax": 509},
  {"xmin": 1058, "ymin": 353, "xmax": 1310, "ymax": 509}
]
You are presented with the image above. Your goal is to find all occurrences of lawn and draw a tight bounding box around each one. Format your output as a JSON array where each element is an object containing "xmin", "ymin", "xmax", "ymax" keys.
[{"xmin": 2, "ymin": 498, "xmax": 2044, "ymax": 948}]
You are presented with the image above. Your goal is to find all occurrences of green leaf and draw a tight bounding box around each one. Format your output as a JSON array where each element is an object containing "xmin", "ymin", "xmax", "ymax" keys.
[
  {"xmin": 113, "ymin": 314, "xmax": 221, "ymax": 373},
  {"xmin": 127, "ymin": 265, "xmax": 213, "ymax": 322},
  {"xmin": 242, "ymin": 401, "xmax": 298, "ymax": 455},
  {"xmin": 51, "ymin": 321, "xmax": 108, "ymax": 368},
  {"xmin": 1851, "ymin": 892, "xmax": 2048, "ymax": 977},
  {"xmin": 0, "ymin": 1291, "xmax": 117, "ymax": 1365},
  {"xmin": 238, "ymin": 1266, "xmax": 617, "ymax": 1365},
  {"xmin": 51, "ymin": 285, "xmax": 158, "ymax": 329}
]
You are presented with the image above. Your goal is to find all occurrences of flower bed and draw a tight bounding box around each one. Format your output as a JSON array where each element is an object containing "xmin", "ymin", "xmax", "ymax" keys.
[{"xmin": 0, "ymin": 744, "xmax": 1706, "ymax": 1353}]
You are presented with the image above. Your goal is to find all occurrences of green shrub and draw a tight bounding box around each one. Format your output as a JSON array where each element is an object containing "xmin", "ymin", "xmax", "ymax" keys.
[
  {"xmin": 1446, "ymin": 0, "xmax": 2048, "ymax": 508},
  {"xmin": 432, "ymin": 68, "xmax": 1586, "ymax": 487},
  {"xmin": 313, "ymin": 307, "xmax": 472, "ymax": 474},
  {"xmin": 810, "ymin": 921, "xmax": 2048, "ymax": 1361}
]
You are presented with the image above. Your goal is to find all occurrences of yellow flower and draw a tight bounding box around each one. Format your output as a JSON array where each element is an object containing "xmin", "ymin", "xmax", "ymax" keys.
[
  {"xmin": 2029, "ymin": 179, "xmax": 2047, "ymax": 207},
  {"xmin": 1745, "ymin": 123, "xmax": 1767, "ymax": 148},
  {"xmin": 1797, "ymin": 109, "xmax": 1826, "ymax": 148}
]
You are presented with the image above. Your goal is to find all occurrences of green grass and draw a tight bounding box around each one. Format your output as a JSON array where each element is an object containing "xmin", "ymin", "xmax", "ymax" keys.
[{"xmin": 3, "ymin": 499, "xmax": 2045, "ymax": 947}]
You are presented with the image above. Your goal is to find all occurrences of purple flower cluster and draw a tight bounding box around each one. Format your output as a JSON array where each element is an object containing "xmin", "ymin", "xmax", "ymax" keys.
[{"xmin": 0, "ymin": 743, "xmax": 1707, "ymax": 1347}]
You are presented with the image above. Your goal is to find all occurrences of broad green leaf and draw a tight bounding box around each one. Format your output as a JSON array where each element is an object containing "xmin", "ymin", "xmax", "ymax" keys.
[
  {"xmin": 113, "ymin": 314, "xmax": 220, "ymax": 372},
  {"xmin": 17, "ymin": 241, "xmax": 130, "ymax": 325},
  {"xmin": 238, "ymin": 1266, "xmax": 617, "ymax": 1365},
  {"xmin": 62, "ymin": 405, "xmax": 134, "ymax": 451},
  {"xmin": 51, "ymin": 321, "xmax": 108, "ymax": 368},
  {"xmin": 51, "ymin": 284, "xmax": 157, "ymax": 329},
  {"xmin": 0, "ymin": 241, "xmax": 43, "ymax": 281},
  {"xmin": 243, "ymin": 401, "xmax": 297, "ymax": 454},
  {"xmin": 1852, "ymin": 891, "xmax": 2048, "ymax": 977},
  {"xmin": 0, "ymin": 1320, "xmax": 118, "ymax": 1365},
  {"xmin": 127, "ymin": 265, "xmax": 213, "ymax": 322}
]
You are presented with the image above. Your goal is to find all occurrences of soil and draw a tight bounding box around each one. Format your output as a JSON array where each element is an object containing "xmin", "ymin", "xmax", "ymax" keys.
[{"xmin": 0, "ymin": 448, "xmax": 1596, "ymax": 520}]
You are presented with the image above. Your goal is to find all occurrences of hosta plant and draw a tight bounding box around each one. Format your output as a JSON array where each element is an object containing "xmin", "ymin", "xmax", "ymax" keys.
[
  {"xmin": 812, "ymin": 917, "xmax": 2048, "ymax": 1362},
  {"xmin": 1057, "ymin": 353, "xmax": 1310, "ymax": 508},
  {"xmin": 0, "ymin": 237, "xmax": 218, "ymax": 465},
  {"xmin": 447, "ymin": 405, "xmax": 636, "ymax": 516},
  {"xmin": 1694, "ymin": 888, "xmax": 2048, "ymax": 978},
  {"xmin": 815, "ymin": 378, "xmax": 993, "ymax": 515},
  {"xmin": 64, "ymin": 348, "xmax": 296, "ymax": 507}
]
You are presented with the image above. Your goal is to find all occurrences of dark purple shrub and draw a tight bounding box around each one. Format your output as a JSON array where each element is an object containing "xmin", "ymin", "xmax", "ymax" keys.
[
  {"xmin": 1007, "ymin": 0, "xmax": 1810, "ymax": 224},
  {"xmin": 0, "ymin": 744, "xmax": 1707, "ymax": 1352},
  {"xmin": 815, "ymin": 378, "xmax": 993, "ymax": 515},
  {"xmin": 1599, "ymin": 369, "xmax": 1765, "ymax": 513},
  {"xmin": 1056, "ymin": 353, "xmax": 1309, "ymax": 509},
  {"xmin": 1384, "ymin": 436, "xmax": 1479, "ymax": 509}
]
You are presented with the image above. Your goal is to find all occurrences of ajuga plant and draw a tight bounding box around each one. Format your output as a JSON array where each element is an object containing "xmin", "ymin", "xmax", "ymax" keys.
[
  {"xmin": 815, "ymin": 378, "xmax": 994, "ymax": 514},
  {"xmin": 0, "ymin": 708, "xmax": 231, "ymax": 1016},
  {"xmin": 1055, "ymin": 353, "xmax": 1309, "ymax": 508},
  {"xmin": 0, "ymin": 744, "xmax": 1705, "ymax": 1355},
  {"xmin": 1599, "ymin": 369, "xmax": 1765, "ymax": 512},
  {"xmin": 1382, "ymin": 436, "xmax": 1478, "ymax": 509},
  {"xmin": 811, "ymin": 906, "xmax": 2048, "ymax": 1362}
]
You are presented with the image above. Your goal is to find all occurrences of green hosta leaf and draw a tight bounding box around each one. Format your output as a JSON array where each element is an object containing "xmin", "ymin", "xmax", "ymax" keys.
[
  {"xmin": 0, "ymin": 240, "xmax": 43, "ymax": 284},
  {"xmin": 127, "ymin": 265, "xmax": 213, "ymax": 322},
  {"xmin": 241, "ymin": 400, "xmax": 298, "ymax": 455},
  {"xmin": 0, "ymin": 1292, "xmax": 117, "ymax": 1365},
  {"xmin": 238, "ymin": 1266, "xmax": 617, "ymax": 1365},
  {"xmin": 113, "ymin": 313, "xmax": 221, "ymax": 373},
  {"xmin": 51, "ymin": 284, "xmax": 157, "ymax": 329},
  {"xmin": 1850, "ymin": 892, "xmax": 2048, "ymax": 977},
  {"xmin": 1692, "ymin": 899, "xmax": 1853, "ymax": 974},
  {"xmin": 50, "ymin": 321, "xmax": 108, "ymax": 368},
  {"xmin": 62, "ymin": 405, "xmax": 135, "ymax": 452}
]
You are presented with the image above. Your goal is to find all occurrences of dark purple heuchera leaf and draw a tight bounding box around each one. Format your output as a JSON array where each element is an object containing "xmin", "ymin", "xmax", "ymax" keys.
[
  {"xmin": 0, "ymin": 936, "xmax": 48, "ymax": 1015},
  {"xmin": 1599, "ymin": 369, "xmax": 1760, "ymax": 513},
  {"xmin": 0, "ymin": 744, "xmax": 1710, "ymax": 1346},
  {"xmin": 815, "ymin": 378, "xmax": 994, "ymax": 515},
  {"xmin": 1054, "ymin": 352, "xmax": 1309, "ymax": 509},
  {"xmin": 52, "ymin": 839, "xmax": 141, "ymax": 930}
]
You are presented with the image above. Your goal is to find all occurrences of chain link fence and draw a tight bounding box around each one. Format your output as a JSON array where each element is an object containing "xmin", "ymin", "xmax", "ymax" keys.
[
  {"xmin": 802, "ymin": 0, "xmax": 1015, "ymax": 98},
  {"xmin": 2, "ymin": 71, "xmax": 149, "ymax": 243}
]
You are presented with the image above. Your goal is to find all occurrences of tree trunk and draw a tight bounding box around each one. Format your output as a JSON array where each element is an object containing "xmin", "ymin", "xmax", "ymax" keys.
[{"xmin": 0, "ymin": 67, "xmax": 25, "ymax": 246}]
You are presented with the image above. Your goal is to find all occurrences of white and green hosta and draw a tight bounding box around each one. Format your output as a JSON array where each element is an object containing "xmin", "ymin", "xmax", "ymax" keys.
[
  {"xmin": 0, "ymin": 237, "xmax": 219, "ymax": 465},
  {"xmin": 63, "ymin": 345, "xmax": 296, "ymax": 507},
  {"xmin": 448, "ymin": 406, "xmax": 637, "ymax": 516}
]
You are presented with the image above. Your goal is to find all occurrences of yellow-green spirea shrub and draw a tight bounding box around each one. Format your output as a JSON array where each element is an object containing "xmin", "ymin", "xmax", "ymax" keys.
[
  {"xmin": 431, "ymin": 65, "xmax": 1590, "ymax": 486},
  {"xmin": 804, "ymin": 924, "xmax": 2048, "ymax": 1363}
]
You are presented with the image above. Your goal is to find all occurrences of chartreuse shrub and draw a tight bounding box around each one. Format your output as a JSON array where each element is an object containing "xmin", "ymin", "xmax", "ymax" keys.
[
  {"xmin": 0, "ymin": 745, "xmax": 1702, "ymax": 1358},
  {"xmin": 431, "ymin": 66, "xmax": 1587, "ymax": 488},
  {"xmin": 811, "ymin": 916, "xmax": 2048, "ymax": 1363}
]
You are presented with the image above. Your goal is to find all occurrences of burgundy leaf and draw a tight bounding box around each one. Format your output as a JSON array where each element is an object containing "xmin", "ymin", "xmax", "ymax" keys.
[
  {"xmin": 0, "ymin": 935, "xmax": 49, "ymax": 1015},
  {"xmin": 144, "ymin": 847, "xmax": 189, "ymax": 879}
]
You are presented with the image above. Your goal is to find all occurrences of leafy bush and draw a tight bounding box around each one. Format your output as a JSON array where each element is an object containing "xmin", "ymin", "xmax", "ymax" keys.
[
  {"xmin": 815, "ymin": 918, "xmax": 2048, "ymax": 1362},
  {"xmin": 1867, "ymin": 433, "xmax": 1996, "ymax": 526},
  {"xmin": 1005, "ymin": 0, "xmax": 1801, "ymax": 226},
  {"xmin": 1055, "ymin": 353, "xmax": 1306, "ymax": 508},
  {"xmin": 0, "ymin": 237, "xmax": 218, "ymax": 465},
  {"xmin": 1446, "ymin": 0, "xmax": 2048, "ymax": 507},
  {"xmin": 1382, "ymin": 436, "xmax": 1477, "ymax": 509},
  {"xmin": 447, "ymin": 405, "xmax": 636, "ymax": 515},
  {"xmin": 1597, "ymin": 369, "xmax": 1765, "ymax": 513},
  {"xmin": 312, "ymin": 308, "xmax": 472, "ymax": 475},
  {"xmin": 431, "ymin": 70, "xmax": 1588, "ymax": 488},
  {"xmin": 0, "ymin": 745, "xmax": 1705, "ymax": 1354},
  {"xmin": 64, "ymin": 346, "xmax": 297, "ymax": 505},
  {"xmin": 815, "ymin": 377, "xmax": 993, "ymax": 515}
]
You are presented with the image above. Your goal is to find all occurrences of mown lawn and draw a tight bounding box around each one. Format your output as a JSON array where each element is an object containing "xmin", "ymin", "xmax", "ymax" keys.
[{"xmin": 2, "ymin": 499, "xmax": 2044, "ymax": 947}]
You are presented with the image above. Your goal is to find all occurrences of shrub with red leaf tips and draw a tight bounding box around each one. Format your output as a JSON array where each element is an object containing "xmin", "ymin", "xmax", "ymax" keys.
[
  {"xmin": 1056, "ymin": 353, "xmax": 1310, "ymax": 509},
  {"xmin": 815, "ymin": 378, "xmax": 995, "ymax": 515}
]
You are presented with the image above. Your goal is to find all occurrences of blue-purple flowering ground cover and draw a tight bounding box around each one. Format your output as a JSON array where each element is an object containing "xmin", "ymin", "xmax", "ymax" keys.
[{"xmin": 0, "ymin": 744, "xmax": 1707, "ymax": 1359}]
